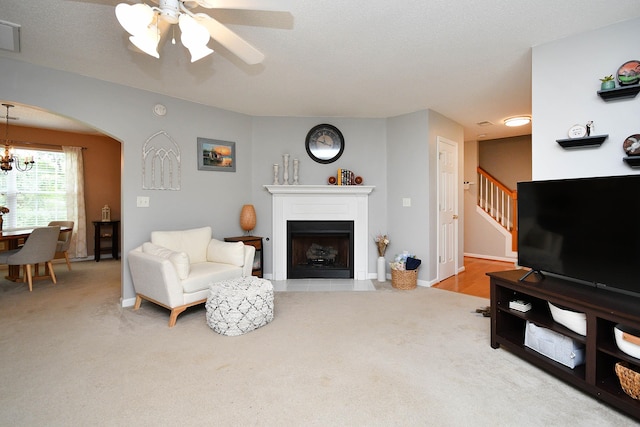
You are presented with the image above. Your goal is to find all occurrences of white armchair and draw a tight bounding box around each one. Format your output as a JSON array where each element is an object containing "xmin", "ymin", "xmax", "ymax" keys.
[{"xmin": 128, "ymin": 226, "xmax": 255, "ymax": 327}]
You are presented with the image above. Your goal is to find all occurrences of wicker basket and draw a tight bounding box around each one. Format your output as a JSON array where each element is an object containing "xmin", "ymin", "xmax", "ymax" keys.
[
  {"xmin": 615, "ymin": 362, "xmax": 640, "ymax": 400},
  {"xmin": 391, "ymin": 269, "xmax": 418, "ymax": 290}
]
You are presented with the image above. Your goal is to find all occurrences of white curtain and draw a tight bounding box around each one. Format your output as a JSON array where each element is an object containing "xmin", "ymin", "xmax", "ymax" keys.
[{"xmin": 63, "ymin": 146, "xmax": 87, "ymax": 258}]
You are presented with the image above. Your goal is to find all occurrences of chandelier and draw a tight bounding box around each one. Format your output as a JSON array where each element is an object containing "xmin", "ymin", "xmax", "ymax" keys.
[
  {"xmin": 1, "ymin": 104, "xmax": 35, "ymax": 173},
  {"xmin": 115, "ymin": 0, "xmax": 214, "ymax": 63}
]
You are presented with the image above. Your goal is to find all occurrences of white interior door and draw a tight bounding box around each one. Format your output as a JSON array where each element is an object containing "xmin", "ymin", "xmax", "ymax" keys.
[{"xmin": 437, "ymin": 136, "xmax": 459, "ymax": 282}]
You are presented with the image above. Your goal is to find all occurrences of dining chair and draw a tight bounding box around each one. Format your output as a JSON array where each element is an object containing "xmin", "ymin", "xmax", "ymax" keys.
[
  {"xmin": 48, "ymin": 221, "xmax": 74, "ymax": 271},
  {"xmin": 0, "ymin": 226, "xmax": 60, "ymax": 292}
]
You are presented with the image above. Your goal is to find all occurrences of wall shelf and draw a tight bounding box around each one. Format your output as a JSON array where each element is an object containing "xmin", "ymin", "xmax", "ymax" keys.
[
  {"xmin": 597, "ymin": 84, "xmax": 640, "ymax": 101},
  {"xmin": 623, "ymin": 156, "xmax": 640, "ymax": 168},
  {"xmin": 556, "ymin": 134, "xmax": 608, "ymax": 148}
]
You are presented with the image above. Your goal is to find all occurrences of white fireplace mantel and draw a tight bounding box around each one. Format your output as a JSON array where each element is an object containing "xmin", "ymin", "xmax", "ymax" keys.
[{"xmin": 265, "ymin": 185, "xmax": 374, "ymax": 280}]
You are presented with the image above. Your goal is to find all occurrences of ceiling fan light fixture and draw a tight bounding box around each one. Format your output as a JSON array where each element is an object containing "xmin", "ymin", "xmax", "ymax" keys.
[
  {"xmin": 179, "ymin": 14, "xmax": 213, "ymax": 62},
  {"xmin": 115, "ymin": 3, "xmax": 154, "ymax": 36},
  {"xmin": 158, "ymin": 0, "xmax": 181, "ymax": 24},
  {"xmin": 504, "ymin": 116, "xmax": 531, "ymax": 127},
  {"xmin": 129, "ymin": 32, "xmax": 160, "ymax": 58}
]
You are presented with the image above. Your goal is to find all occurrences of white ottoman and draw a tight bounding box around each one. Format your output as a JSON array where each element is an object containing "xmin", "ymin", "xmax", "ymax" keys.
[{"xmin": 206, "ymin": 276, "xmax": 274, "ymax": 336}]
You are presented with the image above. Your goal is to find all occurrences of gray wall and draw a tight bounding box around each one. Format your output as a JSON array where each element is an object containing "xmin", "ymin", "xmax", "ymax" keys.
[
  {"xmin": 0, "ymin": 57, "xmax": 463, "ymax": 302},
  {"xmin": 464, "ymin": 136, "xmax": 531, "ymax": 261},
  {"xmin": 479, "ymin": 135, "xmax": 531, "ymax": 189},
  {"xmin": 387, "ymin": 110, "xmax": 464, "ymax": 285}
]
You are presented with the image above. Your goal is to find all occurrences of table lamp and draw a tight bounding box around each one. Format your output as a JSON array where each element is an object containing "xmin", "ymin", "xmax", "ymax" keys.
[{"xmin": 240, "ymin": 204, "xmax": 256, "ymax": 235}]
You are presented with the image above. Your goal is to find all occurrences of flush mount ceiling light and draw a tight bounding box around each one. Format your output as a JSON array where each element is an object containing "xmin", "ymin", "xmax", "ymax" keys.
[
  {"xmin": 115, "ymin": 0, "xmax": 286, "ymax": 64},
  {"xmin": 504, "ymin": 116, "xmax": 531, "ymax": 127}
]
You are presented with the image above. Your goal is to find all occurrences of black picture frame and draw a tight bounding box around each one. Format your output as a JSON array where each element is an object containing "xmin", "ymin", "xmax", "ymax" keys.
[
  {"xmin": 197, "ymin": 138, "xmax": 236, "ymax": 172},
  {"xmin": 305, "ymin": 124, "xmax": 344, "ymax": 164}
]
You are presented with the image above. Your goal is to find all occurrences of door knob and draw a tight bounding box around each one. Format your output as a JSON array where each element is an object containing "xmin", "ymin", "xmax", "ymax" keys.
[{"xmin": 453, "ymin": 214, "xmax": 459, "ymax": 219}]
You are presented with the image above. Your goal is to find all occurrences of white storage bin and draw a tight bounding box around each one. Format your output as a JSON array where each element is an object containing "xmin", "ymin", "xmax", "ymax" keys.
[
  {"xmin": 548, "ymin": 302, "xmax": 587, "ymax": 336},
  {"xmin": 524, "ymin": 321, "xmax": 585, "ymax": 369},
  {"xmin": 614, "ymin": 324, "xmax": 640, "ymax": 359}
]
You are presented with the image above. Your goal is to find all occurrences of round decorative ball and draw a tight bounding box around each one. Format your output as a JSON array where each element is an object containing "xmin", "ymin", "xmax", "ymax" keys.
[
  {"xmin": 624, "ymin": 134, "xmax": 640, "ymax": 156},
  {"xmin": 354, "ymin": 176, "xmax": 363, "ymax": 185},
  {"xmin": 328, "ymin": 176, "xmax": 337, "ymax": 185}
]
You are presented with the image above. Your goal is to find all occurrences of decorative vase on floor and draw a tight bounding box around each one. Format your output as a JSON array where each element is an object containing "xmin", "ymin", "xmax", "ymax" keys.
[{"xmin": 377, "ymin": 256, "xmax": 386, "ymax": 282}]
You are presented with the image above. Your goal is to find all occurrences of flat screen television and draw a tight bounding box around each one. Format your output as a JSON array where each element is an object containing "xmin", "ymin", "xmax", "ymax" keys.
[{"xmin": 517, "ymin": 174, "xmax": 640, "ymax": 297}]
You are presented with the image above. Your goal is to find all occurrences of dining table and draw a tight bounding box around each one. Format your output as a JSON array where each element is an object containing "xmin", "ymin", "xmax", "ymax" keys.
[{"xmin": 0, "ymin": 226, "xmax": 72, "ymax": 282}]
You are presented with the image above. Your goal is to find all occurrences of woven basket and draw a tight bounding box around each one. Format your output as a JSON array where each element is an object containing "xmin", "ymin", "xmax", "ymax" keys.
[
  {"xmin": 615, "ymin": 362, "xmax": 640, "ymax": 400},
  {"xmin": 391, "ymin": 269, "xmax": 418, "ymax": 290}
]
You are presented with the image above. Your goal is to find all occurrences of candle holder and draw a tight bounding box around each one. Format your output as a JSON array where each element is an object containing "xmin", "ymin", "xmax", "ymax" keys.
[
  {"xmin": 282, "ymin": 154, "xmax": 290, "ymax": 185},
  {"xmin": 293, "ymin": 158, "xmax": 299, "ymax": 185}
]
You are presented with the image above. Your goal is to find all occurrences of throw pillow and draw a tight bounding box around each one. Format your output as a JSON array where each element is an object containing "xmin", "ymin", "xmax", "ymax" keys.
[
  {"xmin": 150, "ymin": 226, "xmax": 211, "ymax": 263},
  {"xmin": 207, "ymin": 239, "xmax": 245, "ymax": 267},
  {"xmin": 142, "ymin": 242, "xmax": 190, "ymax": 280}
]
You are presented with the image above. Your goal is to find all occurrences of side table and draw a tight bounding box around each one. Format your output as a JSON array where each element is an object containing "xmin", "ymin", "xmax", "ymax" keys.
[
  {"xmin": 224, "ymin": 235, "xmax": 263, "ymax": 277},
  {"xmin": 93, "ymin": 220, "xmax": 120, "ymax": 262}
]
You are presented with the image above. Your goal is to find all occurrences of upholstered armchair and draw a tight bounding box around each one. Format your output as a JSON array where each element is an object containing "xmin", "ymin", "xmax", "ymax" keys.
[
  {"xmin": 128, "ymin": 226, "xmax": 255, "ymax": 327},
  {"xmin": 0, "ymin": 226, "xmax": 60, "ymax": 292},
  {"xmin": 49, "ymin": 221, "xmax": 74, "ymax": 271}
]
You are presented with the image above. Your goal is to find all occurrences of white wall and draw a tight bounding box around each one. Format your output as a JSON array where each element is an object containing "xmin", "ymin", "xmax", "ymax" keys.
[{"xmin": 532, "ymin": 18, "xmax": 640, "ymax": 180}]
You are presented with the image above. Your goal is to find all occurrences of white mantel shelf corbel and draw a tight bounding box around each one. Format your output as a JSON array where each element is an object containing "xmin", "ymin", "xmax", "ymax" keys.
[{"xmin": 265, "ymin": 184, "xmax": 375, "ymax": 280}]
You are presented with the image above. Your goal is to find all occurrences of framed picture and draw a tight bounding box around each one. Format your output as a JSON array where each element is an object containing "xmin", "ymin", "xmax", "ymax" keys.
[{"xmin": 197, "ymin": 138, "xmax": 236, "ymax": 172}]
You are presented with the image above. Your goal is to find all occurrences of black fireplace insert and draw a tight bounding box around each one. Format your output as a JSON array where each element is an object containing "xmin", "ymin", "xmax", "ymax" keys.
[{"xmin": 287, "ymin": 220, "xmax": 354, "ymax": 279}]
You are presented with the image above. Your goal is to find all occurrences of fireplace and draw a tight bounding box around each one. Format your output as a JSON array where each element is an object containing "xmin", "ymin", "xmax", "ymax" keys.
[
  {"xmin": 287, "ymin": 220, "xmax": 354, "ymax": 278},
  {"xmin": 265, "ymin": 184, "xmax": 374, "ymax": 280}
]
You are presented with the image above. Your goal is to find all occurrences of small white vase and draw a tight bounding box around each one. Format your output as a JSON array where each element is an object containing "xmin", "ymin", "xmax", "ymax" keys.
[{"xmin": 377, "ymin": 256, "xmax": 386, "ymax": 282}]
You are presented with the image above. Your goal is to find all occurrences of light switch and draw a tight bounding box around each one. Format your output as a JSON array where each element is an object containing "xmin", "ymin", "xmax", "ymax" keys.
[{"xmin": 402, "ymin": 198, "xmax": 411, "ymax": 207}]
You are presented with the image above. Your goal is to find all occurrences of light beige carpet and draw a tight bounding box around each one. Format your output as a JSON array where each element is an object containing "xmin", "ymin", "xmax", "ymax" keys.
[{"xmin": 0, "ymin": 260, "xmax": 636, "ymax": 426}]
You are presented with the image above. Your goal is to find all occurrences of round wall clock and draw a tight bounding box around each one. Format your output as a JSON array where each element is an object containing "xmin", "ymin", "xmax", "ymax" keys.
[{"xmin": 305, "ymin": 124, "xmax": 344, "ymax": 164}]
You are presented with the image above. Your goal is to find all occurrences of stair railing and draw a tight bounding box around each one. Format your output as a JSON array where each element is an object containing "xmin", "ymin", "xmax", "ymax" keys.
[{"xmin": 476, "ymin": 167, "xmax": 518, "ymax": 251}]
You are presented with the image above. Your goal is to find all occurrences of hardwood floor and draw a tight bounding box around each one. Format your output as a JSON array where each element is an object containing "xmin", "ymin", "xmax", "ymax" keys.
[{"xmin": 432, "ymin": 257, "xmax": 517, "ymax": 299}]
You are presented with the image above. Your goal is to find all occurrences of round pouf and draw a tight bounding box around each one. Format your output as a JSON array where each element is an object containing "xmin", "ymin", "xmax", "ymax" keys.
[{"xmin": 206, "ymin": 277, "xmax": 274, "ymax": 336}]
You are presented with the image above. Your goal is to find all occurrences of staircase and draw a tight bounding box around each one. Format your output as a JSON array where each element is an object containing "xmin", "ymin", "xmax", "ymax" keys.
[{"xmin": 476, "ymin": 167, "xmax": 518, "ymax": 252}]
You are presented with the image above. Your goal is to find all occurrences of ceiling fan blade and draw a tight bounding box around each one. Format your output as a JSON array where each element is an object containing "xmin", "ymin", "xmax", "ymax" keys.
[
  {"xmin": 194, "ymin": 13, "xmax": 264, "ymax": 64},
  {"xmin": 192, "ymin": 0, "xmax": 285, "ymax": 11}
]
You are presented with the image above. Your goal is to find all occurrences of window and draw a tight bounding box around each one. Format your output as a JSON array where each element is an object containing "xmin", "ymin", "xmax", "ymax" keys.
[{"xmin": 0, "ymin": 148, "xmax": 67, "ymax": 229}]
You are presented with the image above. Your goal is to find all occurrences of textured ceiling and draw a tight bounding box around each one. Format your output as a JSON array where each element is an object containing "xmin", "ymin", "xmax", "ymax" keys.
[{"xmin": 2, "ymin": 0, "xmax": 640, "ymax": 140}]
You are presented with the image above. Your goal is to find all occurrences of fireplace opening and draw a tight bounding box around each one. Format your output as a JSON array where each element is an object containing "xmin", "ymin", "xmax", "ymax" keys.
[{"xmin": 287, "ymin": 220, "xmax": 354, "ymax": 279}]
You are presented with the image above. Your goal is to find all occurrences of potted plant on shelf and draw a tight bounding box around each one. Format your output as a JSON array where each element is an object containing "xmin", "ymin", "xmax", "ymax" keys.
[{"xmin": 600, "ymin": 75, "xmax": 615, "ymax": 90}]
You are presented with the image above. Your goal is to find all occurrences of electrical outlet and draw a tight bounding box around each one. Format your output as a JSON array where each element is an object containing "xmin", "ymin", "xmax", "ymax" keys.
[
  {"xmin": 137, "ymin": 196, "xmax": 150, "ymax": 208},
  {"xmin": 402, "ymin": 198, "xmax": 411, "ymax": 207}
]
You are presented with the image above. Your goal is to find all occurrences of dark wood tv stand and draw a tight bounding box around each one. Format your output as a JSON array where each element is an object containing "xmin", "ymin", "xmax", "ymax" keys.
[{"xmin": 488, "ymin": 270, "xmax": 640, "ymax": 420}]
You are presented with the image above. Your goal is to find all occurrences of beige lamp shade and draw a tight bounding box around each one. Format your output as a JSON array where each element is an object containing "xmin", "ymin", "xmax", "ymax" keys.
[{"xmin": 240, "ymin": 204, "xmax": 256, "ymax": 234}]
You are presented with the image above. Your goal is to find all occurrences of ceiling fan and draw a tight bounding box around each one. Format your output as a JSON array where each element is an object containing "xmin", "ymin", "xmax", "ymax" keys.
[{"xmin": 115, "ymin": 0, "xmax": 282, "ymax": 64}]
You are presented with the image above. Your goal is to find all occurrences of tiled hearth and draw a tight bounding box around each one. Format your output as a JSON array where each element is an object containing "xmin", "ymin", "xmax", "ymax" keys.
[{"xmin": 265, "ymin": 185, "xmax": 374, "ymax": 280}]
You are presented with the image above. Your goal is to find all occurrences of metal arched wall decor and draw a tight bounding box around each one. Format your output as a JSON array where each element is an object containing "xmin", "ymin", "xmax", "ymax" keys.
[{"xmin": 142, "ymin": 130, "xmax": 181, "ymax": 190}]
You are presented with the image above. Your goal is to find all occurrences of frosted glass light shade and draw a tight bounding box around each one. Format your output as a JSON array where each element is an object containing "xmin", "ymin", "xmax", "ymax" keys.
[
  {"xmin": 504, "ymin": 116, "xmax": 531, "ymax": 127},
  {"xmin": 240, "ymin": 204, "xmax": 256, "ymax": 234},
  {"xmin": 130, "ymin": 32, "xmax": 160, "ymax": 58},
  {"xmin": 115, "ymin": 3, "xmax": 154, "ymax": 36},
  {"xmin": 179, "ymin": 14, "xmax": 213, "ymax": 62}
]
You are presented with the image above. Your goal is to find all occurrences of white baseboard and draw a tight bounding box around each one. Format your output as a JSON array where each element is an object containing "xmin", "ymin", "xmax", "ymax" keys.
[{"xmin": 464, "ymin": 252, "xmax": 517, "ymax": 264}]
